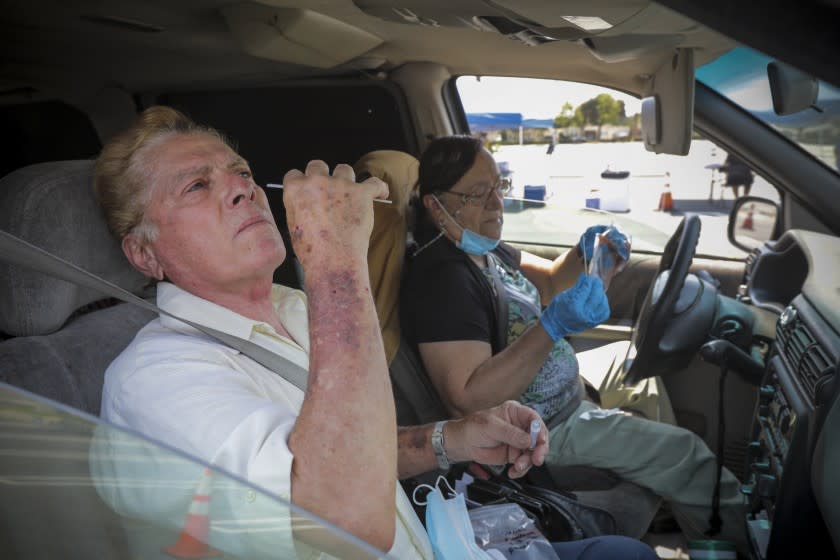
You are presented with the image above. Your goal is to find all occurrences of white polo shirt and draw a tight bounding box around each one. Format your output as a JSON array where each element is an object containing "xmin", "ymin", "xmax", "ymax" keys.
[{"xmin": 100, "ymin": 281, "xmax": 432, "ymax": 559}]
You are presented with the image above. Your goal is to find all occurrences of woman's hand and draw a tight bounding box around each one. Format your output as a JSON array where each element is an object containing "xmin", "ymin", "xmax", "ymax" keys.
[
  {"xmin": 539, "ymin": 273, "xmax": 610, "ymax": 341},
  {"xmin": 444, "ymin": 401, "xmax": 548, "ymax": 479},
  {"xmin": 578, "ymin": 224, "xmax": 631, "ymax": 263}
]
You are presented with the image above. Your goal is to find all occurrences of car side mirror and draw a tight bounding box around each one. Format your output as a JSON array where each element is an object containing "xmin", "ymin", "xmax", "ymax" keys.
[
  {"xmin": 727, "ymin": 196, "xmax": 780, "ymax": 251},
  {"xmin": 767, "ymin": 61, "xmax": 819, "ymax": 116}
]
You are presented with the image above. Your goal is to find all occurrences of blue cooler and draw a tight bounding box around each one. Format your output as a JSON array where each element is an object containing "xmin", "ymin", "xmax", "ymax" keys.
[
  {"xmin": 523, "ymin": 185, "xmax": 546, "ymax": 201},
  {"xmin": 585, "ymin": 189, "xmax": 601, "ymax": 209}
]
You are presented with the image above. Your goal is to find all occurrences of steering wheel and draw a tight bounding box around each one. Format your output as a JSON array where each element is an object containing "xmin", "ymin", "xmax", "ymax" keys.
[{"xmin": 624, "ymin": 214, "xmax": 709, "ymax": 385}]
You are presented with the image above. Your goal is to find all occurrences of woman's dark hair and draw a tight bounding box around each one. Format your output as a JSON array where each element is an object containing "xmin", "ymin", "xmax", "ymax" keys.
[{"xmin": 411, "ymin": 135, "xmax": 484, "ymax": 243}]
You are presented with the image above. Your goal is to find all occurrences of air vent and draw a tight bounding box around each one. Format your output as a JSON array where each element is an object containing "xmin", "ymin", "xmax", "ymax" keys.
[{"xmin": 777, "ymin": 310, "xmax": 833, "ymax": 399}]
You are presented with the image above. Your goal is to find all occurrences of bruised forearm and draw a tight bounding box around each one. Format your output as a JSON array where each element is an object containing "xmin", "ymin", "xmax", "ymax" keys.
[
  {"xmin": 289, "ymin": 259, "xmax": 397, "ymax": 550},
  {"xmin": 397, "ymin": 424, "xmax": 438, "ymax": 479}
]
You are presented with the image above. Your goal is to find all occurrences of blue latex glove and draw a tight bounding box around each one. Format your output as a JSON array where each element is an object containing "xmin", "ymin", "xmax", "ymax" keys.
[
  {"xmin": 539, "ymin": 273, "xmax": 610, "ymax": 342},
  {"xmin": 578, "ymin": 224, "xmax": 631, "ymax": 263}
]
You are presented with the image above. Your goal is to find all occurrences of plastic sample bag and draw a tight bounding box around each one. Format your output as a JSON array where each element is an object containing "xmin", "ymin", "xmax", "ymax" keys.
[{"xmin": 469, "ymin": 503, "xmax": 560, "ymax": 560}]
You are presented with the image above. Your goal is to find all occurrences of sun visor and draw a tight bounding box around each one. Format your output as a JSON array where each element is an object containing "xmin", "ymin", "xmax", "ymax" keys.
[
  {"xmin": 221, "ymin": 3, "xmax": 382, "ymax": 68},
  {"xmin": 582, "ymin": 34, "xmax": 684, "ymax": 63},
  {"xmin": 641, "ymin": 48, "xmax": 694, "ymax": 155}
]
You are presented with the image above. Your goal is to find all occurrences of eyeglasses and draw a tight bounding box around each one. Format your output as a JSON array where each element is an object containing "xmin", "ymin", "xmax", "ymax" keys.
[{"xmin": 439, "ymin": 177, "xmax": 512, "ymax": 207}]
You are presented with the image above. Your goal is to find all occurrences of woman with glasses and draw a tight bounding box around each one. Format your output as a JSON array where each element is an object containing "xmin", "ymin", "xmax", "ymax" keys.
[{"xmin": 401, "ymin": 135, "xmax": 749, "ymax": 553}]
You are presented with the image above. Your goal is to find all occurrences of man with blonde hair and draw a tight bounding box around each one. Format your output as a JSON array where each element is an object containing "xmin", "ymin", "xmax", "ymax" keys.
[{"xmin": 95, "ymin": 106, "xmax": 550, "ymax": 558}]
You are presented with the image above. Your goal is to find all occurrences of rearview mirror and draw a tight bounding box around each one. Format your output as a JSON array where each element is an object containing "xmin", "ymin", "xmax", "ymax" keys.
[
  {"xmin": 767, "ymin": 61, "xmax": 819, "ymax": 116},
  {"xmin": 641, "ymin": 96, "xmax": 661, "ymax": 149},
  {"xmin": 640, "ymin": 48, "xmax": 694, "ymax": 155}
]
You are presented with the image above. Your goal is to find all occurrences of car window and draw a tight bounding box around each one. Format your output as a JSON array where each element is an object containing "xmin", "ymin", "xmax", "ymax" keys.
[
  {"xmin": 0, "ymin": 383, "xmax": 390, "ymax": 559},
  {"xmin": 697, "ymin": 46, "xmax": 840, "ymax": 178},
  {"xmin": 455, "ymin": 76, "xmax": 781, "ymax": 258}
]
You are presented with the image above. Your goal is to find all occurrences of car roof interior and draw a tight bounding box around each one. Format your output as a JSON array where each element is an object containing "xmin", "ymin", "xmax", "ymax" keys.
[
  {"xmin": 2, "ymin": 0, "xmax": 738, "ymax": 103},
  {"xmin": 5, "ymin": 0, "xmax": 839, "ymax": 100}
]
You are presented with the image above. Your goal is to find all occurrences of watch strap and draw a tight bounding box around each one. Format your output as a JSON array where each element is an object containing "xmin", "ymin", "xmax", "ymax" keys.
[{"xmin": 431, "ymin": 420, "xmax": 450, "ymax": 470}]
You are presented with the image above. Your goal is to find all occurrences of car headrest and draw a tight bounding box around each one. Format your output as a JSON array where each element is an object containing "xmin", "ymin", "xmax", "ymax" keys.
[
  {"xmin": 0, "ymin": 161, "xmax": 148, "ymax": 337},
  {"xmin": 354, "ymin": 149, "xmax": 418, "ymax": 215},
  {"xmin": 353, "ymin": 150, "xmax": 419, "ymax": 365}
]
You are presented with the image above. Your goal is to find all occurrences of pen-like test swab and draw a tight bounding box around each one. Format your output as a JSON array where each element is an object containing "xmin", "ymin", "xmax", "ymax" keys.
[
  {"xmin": 265, "ymin": 183, "xmax": 392, "ymax": 204},
  {"xmin": 529, "ymin": 419, "xmax": 541, "ymax": 450}
]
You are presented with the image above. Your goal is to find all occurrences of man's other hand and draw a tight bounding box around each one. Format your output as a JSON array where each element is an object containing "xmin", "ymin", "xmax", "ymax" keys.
[{"xmin": 444, "ymin": 401, "xmax": 548, "ymax": 479}]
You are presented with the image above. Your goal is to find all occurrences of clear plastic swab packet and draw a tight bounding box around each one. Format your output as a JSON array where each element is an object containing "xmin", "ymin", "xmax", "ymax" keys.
[{"xmin": 587, "ymin": 225, "xmax": 631, "ymax": 291}]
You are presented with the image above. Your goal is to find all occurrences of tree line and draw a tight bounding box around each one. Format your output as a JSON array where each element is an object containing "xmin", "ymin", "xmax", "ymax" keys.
[{"xmin": 554, "ymin": 93, "xmax": 639, "ymax": 138}]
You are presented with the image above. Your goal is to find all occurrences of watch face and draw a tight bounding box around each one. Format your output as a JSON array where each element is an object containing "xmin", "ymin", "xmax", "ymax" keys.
[{"xmin": 779, "ymin": 305, "xmax": 797, "ymax": 328}]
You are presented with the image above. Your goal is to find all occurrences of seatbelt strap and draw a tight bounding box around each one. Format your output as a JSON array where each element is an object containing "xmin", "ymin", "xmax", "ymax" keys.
[
  {"xmin": 389, "ymin": 339, "xmax": 450, "ymax": 425},
  {"xmin": 0, "ymin": 230, "xmax": 308, "ymax": 392},
  {"xmin": 485, "ymin": 252, "xmax": 510, "ymax": 353}
]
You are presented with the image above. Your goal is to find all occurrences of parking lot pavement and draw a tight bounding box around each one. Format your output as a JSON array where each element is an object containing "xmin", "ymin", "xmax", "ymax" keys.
[{"xmin": 495, "ymin": 142, "xmax": 777, "ymax": 258}]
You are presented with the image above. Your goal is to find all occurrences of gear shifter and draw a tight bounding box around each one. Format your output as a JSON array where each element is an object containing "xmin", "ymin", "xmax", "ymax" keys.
[{"xmin": 700, "ymin": 339, "xmax": 765, "ymax": 385}]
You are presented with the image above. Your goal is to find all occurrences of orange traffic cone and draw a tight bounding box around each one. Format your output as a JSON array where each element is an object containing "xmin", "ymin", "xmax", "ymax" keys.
[
  {"xmin": 163, "ymin": 468, "xmax": 223, "ymax": 559},
  {"xmin": 657, "ymin": 175, "xmax": 673, "ymax": 212},
  {"xmin": 741, "ymin": 205, "xmax": 755, "ymax": 230}
]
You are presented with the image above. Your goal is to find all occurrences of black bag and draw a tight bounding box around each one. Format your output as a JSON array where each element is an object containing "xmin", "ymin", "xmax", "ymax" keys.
[{"xmin": 463, "ymin": 475, "xmax": 617, "ymax": 542}]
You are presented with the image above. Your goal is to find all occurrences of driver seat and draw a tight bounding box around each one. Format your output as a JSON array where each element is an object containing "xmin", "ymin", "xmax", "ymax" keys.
[{"xmin": 355, "ymin": 149, "xmax": 663, "ymax": 538}]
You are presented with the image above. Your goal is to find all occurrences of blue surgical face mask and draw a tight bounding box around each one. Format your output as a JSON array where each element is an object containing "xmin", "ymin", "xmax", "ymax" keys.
[
  {"xmin": 432, "ymin": 195, "xmax": 501, "ymax": 256},
  {"xmin": 457, "ymin": 228, "xmax": 501, "ymax": 256},
  {"xmin": 412, "ymin": 476, "xmax": 493, "ymax": 560}
]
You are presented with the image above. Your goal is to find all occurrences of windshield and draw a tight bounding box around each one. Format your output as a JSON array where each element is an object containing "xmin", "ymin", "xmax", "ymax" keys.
[
  {"xmin": 0, "ymin": 383, "xmax": 389, "ymax": 560},
  {"xmin": 697, "ymin": 47, "xmax": 840, "ymax": 177},
  {"xmin": 455, "ymin": 76, "xmax": 780, "ymax": 258}
]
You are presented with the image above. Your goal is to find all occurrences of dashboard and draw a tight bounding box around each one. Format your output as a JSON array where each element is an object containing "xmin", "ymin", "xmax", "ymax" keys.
[{"xmin": 741, "ymin": 230, "xmax": 840, "ymax": 558}]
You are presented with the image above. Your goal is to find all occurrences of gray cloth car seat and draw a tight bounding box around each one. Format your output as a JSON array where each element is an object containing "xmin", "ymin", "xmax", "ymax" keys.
[{"xmin": 0, "ymin": 160, "xmax": 156, "ymax": 415}]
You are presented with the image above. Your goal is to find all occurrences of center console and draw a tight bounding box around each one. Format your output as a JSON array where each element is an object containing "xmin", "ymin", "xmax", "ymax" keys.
[{"xmin": 742, "ymin": 297, "xmax": 838, "ymax": 559}]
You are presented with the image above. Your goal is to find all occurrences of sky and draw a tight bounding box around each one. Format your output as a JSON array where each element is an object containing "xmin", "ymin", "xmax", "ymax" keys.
[
  {"xmin": 455, "ymin": 76, "xmax": 642, "ymax": 120},
  {"xmin": 695, "ymin": 46, "xmax": 840, "ymax": 112}
]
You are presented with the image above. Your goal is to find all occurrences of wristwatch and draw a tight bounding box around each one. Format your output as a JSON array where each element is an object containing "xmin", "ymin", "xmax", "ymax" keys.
[{"xmin": 431, "ymin": 420, "xmax": 451, "ymax": 470}]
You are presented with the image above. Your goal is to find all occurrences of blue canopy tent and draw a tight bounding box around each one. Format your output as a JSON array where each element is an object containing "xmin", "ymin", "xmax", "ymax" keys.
[
  {"xmin": 521, "ymin": 118, "xmax": 556, "ymax": 128},
  {"xmin": 466, "ymin": 112, "xmax": 522, "ymax": 132},
  {"xmin": 466, "ymin": 113, "xmax": 557, "ymax": 131},
  {"xmin": 467, "ymin": 113, "xmax": 555, "ymax": 145}
]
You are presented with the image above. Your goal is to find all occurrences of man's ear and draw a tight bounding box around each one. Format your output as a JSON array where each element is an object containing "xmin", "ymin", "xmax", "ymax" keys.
[{"xmin": 122, "ymin": 233, "xmax": 164, "ymax": 280}]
